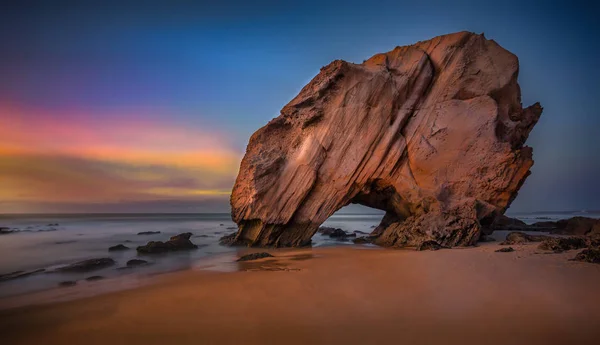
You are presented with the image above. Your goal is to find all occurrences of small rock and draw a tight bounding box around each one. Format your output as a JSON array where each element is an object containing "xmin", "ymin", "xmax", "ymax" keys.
[
  {"xmin": 0, "ymin": 227, "xmax": 16, "ymax": 235},
  {"xmin": 108, "ymin": 244, "xmax": 130, "ymax": 251},
  {"xmin": 220, "ymin": 224, "xmax": 224, "ymax": 226},
  {"xmin": 226, "ymin": 227, "xmax": 237, "ymax": 230},
  {"xmin": 572, "ymin": 249, "xmax": 600, "ymax": 264},
  {"xmin": 54, "ymin": 240, "xmax": 77, "ymax": 244},
  {"xmin": 137, "ymin": 231, "xmax": 161, "ymax": 235},
  {"xmin": 85, "ymin": 276, "xmax": 104, "ymax": 281},
  {"xmin": 416, "ymin": 240, "xmax": 443, "ymax": 251},
  {"xmin": 495, "ymin": 247, "xmax": 515, "ymax": 252},
  {"xmin": 58, "ymin": 281, "xmax": 77, "ymax": 287},
  {"xmin": 237, "ymin": 252, "xmax": 274, "ymax": 262},
  {"xmin": 55, "ymin": 258, "xmax": 115, "ymax": 273},
  {"xmin": 126, "ymin": 259, "xmax": 149, "ymax": 267},
  {"xmin": 353, "ymin": 230, "xmax": 369, "ymax": 235}
]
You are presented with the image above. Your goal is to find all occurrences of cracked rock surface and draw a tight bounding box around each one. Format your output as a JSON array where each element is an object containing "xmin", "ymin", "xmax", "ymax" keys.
[{"xmin": 230, "ymin": 31, "xmax": 542, "ymax": 248}]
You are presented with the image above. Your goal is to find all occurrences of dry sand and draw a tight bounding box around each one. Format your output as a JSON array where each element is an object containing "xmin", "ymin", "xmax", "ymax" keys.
[{"xmin": 1, "ymin": 240, "xmax": 599, "ymax": 345}]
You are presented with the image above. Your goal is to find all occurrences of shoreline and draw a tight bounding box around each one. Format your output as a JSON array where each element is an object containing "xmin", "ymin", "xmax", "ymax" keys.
[{"xmin": 1, "ymin": 239, "xmax": 599, "ymax": 345}]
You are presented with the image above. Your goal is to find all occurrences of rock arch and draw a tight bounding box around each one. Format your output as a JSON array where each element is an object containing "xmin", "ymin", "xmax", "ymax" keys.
[{"xmin": 229, "ymin": 32, "xmax": 542, "ymax": 248}]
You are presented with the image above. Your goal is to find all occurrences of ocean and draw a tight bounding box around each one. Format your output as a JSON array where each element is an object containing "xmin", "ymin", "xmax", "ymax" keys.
[
  {"xmin": 1, "ymin": 210, "xmax": 598, "ymax": 304},
  {"xmin": 0, "ymin": 213, "xmax": 384, "ymax": 300}
]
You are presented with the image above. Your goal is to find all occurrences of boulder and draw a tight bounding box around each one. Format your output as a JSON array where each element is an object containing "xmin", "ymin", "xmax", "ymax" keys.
[
  {"xmin": 495, "ymin": 247, "xmax": 515, "ymax": 252},
  {"xmin": 54, "ymin": 258, "xmax": 115, "ymax": 272},
  {"xmin": 108, "ymin": 244, "xmax": 130, "ymax": 251},
  {"xmin": 536, "ymin": 217, "xmax": 600, "ymax": 236},
  {"xmin": 229, "ymin": 31, "xmax": 542, "ymax": 248},
  {"xmin": 137, "ymin": 232, "xmax": 198, "ymax": 254},
  {"xmin": 237, "ymin": 252, "xmax": 274, "ymax": 262}
]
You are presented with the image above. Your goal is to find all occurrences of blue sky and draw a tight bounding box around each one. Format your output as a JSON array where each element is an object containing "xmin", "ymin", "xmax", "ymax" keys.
[{"xmin": 1, "ymin": 0, "xmax": 598, "ymax": 213}]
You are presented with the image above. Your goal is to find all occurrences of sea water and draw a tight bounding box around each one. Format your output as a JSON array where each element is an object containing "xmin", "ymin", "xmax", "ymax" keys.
[{"xmin": 0, "ymin": 213, "xmax": 384, "ymax": 299}]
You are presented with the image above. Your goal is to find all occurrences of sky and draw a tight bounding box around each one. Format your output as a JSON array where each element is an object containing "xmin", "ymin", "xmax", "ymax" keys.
[{"xmin": 0, "ymin": 0, "xmax": 598, "ymax": 213}]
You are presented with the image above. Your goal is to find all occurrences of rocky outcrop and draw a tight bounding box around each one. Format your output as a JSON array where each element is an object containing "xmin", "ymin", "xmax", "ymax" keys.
[
  {"xmin": 137, "ymin": 233, "xmax": 198, "ymax": 254},
  {"xmin": 230, "ymin": 31, "xmax": 542, "ymax": 248}
]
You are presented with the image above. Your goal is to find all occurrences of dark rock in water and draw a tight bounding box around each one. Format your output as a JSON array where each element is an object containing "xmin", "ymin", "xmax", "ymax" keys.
[
  {"xmin": 220, "ymin": 224, "xmax": 224, "ymax": 226},
  {"xmin": 237, "ymin": 252, "xmax": 274, "ymax": 262},
  {"xmin": 124, "ymin": 240, "xmax": 133, "ymax": 243},
  {"xmin": 537, "ymin": 237, "xmax": 587, "ymax": 253},
  {"xmin": 353, "ymin": 230, "xmax": 369, "ymax": 235},
  {"xmin": 47, "ymin": 223, "xmax": 59, "ymax": 226},
  {"xmin": 495, "ymin": 247, "xmax": 515, "ymax": 253},
  {"xmin": 54, "ymin": 240, "xmax": 77, "ymax": 245},
  {"xmin": 416, "ymin": 240, "xmax": 444, "ymax": 251},
  {"xmin": 58, "ymin": 281, "xmax": 77, "ymax": 287},
  {"xmin": 85, "ymin": 275, "xmax": 104, "ymax": 281},
  {"xmin": 370, "ymin": 225, "xmax": 376, "ymax": 229},
  {"xmin": 137, "ymin": 232, "xmax": 198, "ymax": 254},
  {"xmin": 137, "ymin": 231, "xmax": 161, "ymax": 235},
  {"xmin": 108, "ymin": 244, "xmax": 130, "ymax": 252},
  {"xmin": 491, "ymin": 215, "xmax": 528, "ymax": 231},
  {"xmin": 0, "ymin": 268, "xmax": 46, "ymax": 282},
  {"xmin": 226, "ymin": 227, "xmax": 237, "ymax": 230},
  {"xmin": 219, "ymin": 233, "xmax": 239, "ymax": 246},
  {"xmin": 318, "ymin": 227, "xmax": 356, "ymax": 239},
  {"xmin": 353, "ymin": 236, "xmax": 375, "ymax": 244},
  {"xmin": 500, "ymin": 232, "xmax": 549, "ymax": 245},
  {"xmin": 55, "ymin": 258, "xmax": 115, "ymax": 272},
  {"xmin": 126, "ymin": 259, "xmax": 149, "ymax": 267},
  {"xmin": 572, "ymin": 249, "xmax": 600, "ymax": 264},
  {"xmin": 195, "ymin": 234, "xmax": 210, "ymax": 238},
  {"xmin": 0, "ymin": 227, "xmax": 16, "ymax": 235}
]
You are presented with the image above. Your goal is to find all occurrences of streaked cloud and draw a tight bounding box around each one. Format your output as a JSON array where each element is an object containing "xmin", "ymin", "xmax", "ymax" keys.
[{"xmin": 0, "ymin": 104, "xmax": 241, "ymax": 212}]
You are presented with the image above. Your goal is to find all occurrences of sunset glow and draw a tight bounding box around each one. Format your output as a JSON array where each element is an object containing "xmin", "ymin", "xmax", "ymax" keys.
[{"xmin": 0, "ymin": 104, "xmax": 241, "ymax": 212}]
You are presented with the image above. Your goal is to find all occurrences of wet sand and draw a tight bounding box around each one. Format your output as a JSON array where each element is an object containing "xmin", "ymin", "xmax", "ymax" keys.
[{"xmin": 1, "ymin": 241, "xmax": 599, "ymax": 345}]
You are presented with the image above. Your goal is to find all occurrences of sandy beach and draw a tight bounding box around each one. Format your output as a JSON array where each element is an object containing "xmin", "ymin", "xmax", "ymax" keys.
[{"xmin": 1, "ymin": 238, "xmax": 599, "ymax": 345}]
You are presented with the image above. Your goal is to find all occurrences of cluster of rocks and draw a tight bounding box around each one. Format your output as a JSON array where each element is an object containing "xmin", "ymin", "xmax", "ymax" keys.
[
  {"xmin": 495, "ymin": 217, "xmax": 600, "ymax": 264},
  {"xmin": 317, "ymin": 227, "xmax": 357, "ymax": 240}
]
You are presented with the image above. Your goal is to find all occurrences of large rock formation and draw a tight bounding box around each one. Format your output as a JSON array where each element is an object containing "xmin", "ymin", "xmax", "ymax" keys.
[{"xmin": 230, "ymin": 31, "xmax": 542, "ymax": 248}]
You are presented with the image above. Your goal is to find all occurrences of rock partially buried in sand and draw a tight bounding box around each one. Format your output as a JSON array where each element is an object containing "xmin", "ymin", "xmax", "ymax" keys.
[
  {"xmin": 353, "ymin": 236, "xmax": 375, "ymax": 244},
  {"xmin": 537, "ymin": 237, "xmax": 587, "ymax": 253},
  {"xmin": 58, "ymin": 281, "xmax": 77, "ymax": 287},
  {"xmin": 500, "ymin": 232, "xmax": 549, "ymax": 245},
  {"xmin": 108, "ymin": 244, "xmax": 130, "ymax": 251},
  {"xmin": 85, "ymin": 275, "xmax": 105, "ymax": 281},
  {"xmin": 137, "ymin": 233, "xmax": 198, "ymax": 254},
  {"xmin": 229, "ymin": 31, "xmax": 542, "ymax": 248},
  {"xmin": 219, "ymin": 233, "xmax": 239, "ymax": 246},
  {"xmin": 495, "ymin": 247, "xmax": 515, "ymax": 253},
  {"xmin": 137, "ymin": 231, "xmax": 161, "ymax": 235},
  {"xmin": 237, "ymin": 252, "xmax": 274, "ymax": 262},
  {"xmin": 571, "ymin": 249, "xmax": 600, "ymax": 264},
  {"xmin": 55, "ymin": 258, "xmax": 116, "ymax": 273}
]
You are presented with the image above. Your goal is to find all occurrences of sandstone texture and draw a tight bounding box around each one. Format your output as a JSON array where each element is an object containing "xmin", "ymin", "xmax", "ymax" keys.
[{"xmin": 230, "ymin": 31, "xmax": 542, "ymax": 248}]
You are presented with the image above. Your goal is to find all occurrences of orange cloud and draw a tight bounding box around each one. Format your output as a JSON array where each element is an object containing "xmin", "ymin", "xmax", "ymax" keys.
[{"xmin": 0, "ymin": 104, "xmax": 242, "ymax": 211}]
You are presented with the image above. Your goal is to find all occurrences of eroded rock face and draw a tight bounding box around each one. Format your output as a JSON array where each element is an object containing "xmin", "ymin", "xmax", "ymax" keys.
[{"xmin": 230, "ymin": 32, "xmax": 542, "ymax": 248}]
